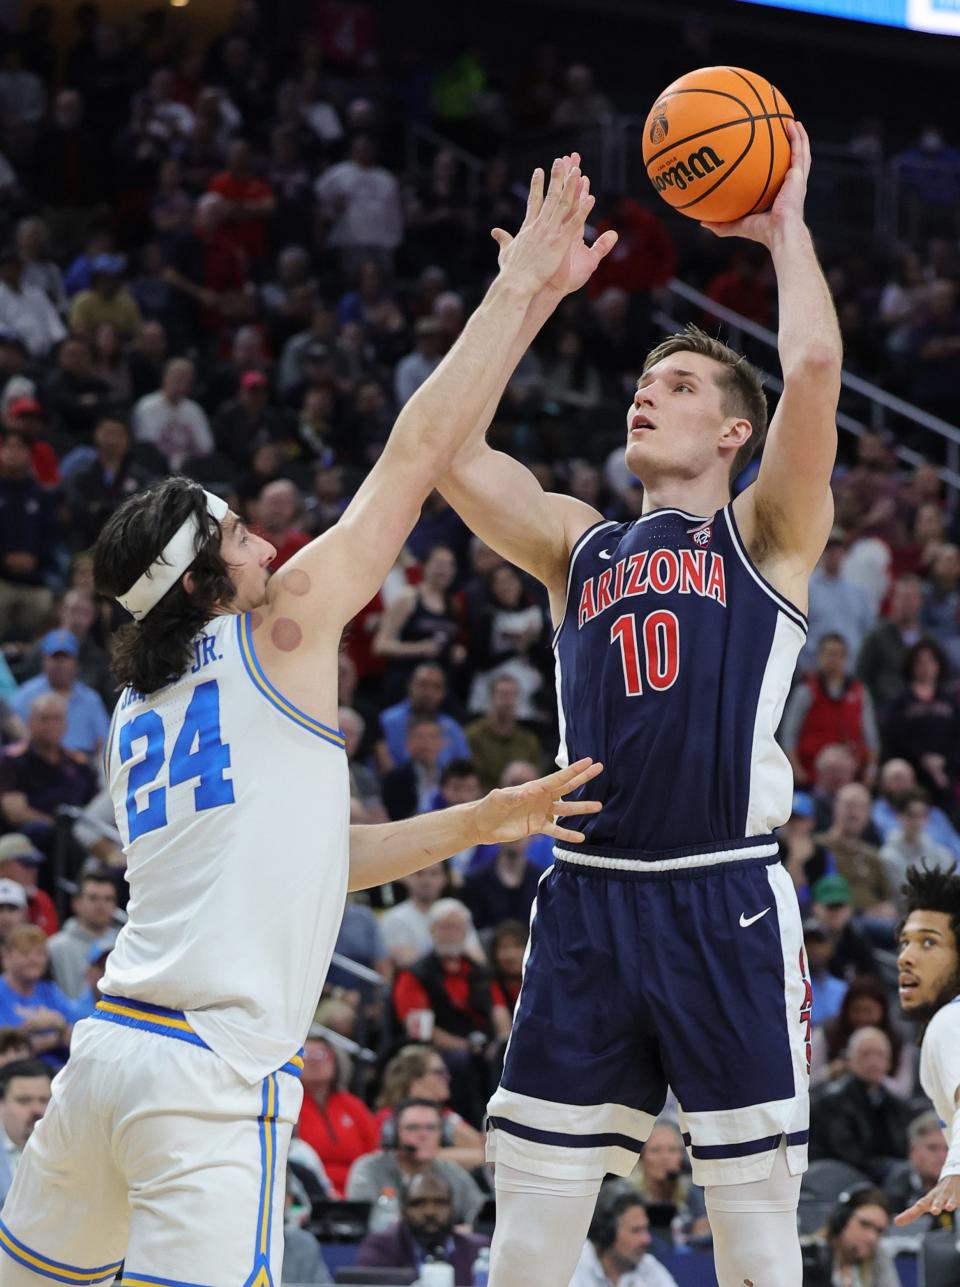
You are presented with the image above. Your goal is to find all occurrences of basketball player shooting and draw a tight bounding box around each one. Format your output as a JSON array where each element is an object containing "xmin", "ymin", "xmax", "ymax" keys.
[
  {"xmin": 894, "ymin": 866, "xmax": 960, "ymax": 1228},
  {"xmin": 438, "ymin": 123, "xmax": 841, "ymax": 1287},
  {"xmin": 0, "ymin": 159, "xmax": 612, "ymax": 1287}
]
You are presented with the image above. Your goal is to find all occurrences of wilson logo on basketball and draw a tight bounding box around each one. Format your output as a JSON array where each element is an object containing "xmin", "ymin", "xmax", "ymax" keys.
[
  {"xmin": 648, "ymin": 102, "xmax": 669, "ymax": 144},
  {"xmin": 651, "ymin": 146, "xmax": 725, "ymax": 195}
]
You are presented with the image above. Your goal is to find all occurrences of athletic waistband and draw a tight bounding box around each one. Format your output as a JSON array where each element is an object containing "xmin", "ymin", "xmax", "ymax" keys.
[
  {"xmin": 92, "ymin": 995, "xmax": 305, "ymax": 1078},
  {"xmin": 553, "ymin": 834, "xmax": 779, "ymax": 873}
]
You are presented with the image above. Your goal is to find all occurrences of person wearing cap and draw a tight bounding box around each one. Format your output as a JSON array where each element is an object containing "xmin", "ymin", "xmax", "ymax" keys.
[
  {"xmin": 132, "ymin": 356, "xmax": 214, "ymax": 472},
  {"xmin": 780, "ymin": 632, "xmax": 879, "ymax": 787},
  {"xmin": 395, "ymin": 316, "xmax": 446, "ymax": 408},
  {"xmin": 212, "ymin": 368, "xmax": 289, "ymax": 472},
  {"xmin": 21, "ymin": 588, "xmax": 115, "ymax": 710},
  {"xmin": 45, "ymin": 869, "xmax": 118, "ymax": 999},
  {"xmin": 809, "ymin": 873, "xmax": 879, "ymax": 982},
  {"xmin": 4, "ymin": 394, "xmax": 58, "ymax": 487},
  {"xmin": 0, "ymin": 879, "xmax": 27, "ymax": 943},
  {"xmin": 68, "ymin": 253, "xmax": 142, "ymax": 341},
  {"xmin": 0, "ymin": 244, "xmax": 66, "ymax": 358},
  {"xmin": 799, "ymin": 525, "xmax": 875, "ymax": 674},
  {"xmin": 12, "ymin": 630, "xmax": 109, "ymax": 761},
  {"xmin": 0, "ymin": 427, "xmax": 60, "ymax": 639},
  {"xmin": 0, "ymin": 924, "xmax": 78, "ymax": 1064},
  {"xmin": 0, "ymin": 834, "xmax": 59, "ymax": 936}
]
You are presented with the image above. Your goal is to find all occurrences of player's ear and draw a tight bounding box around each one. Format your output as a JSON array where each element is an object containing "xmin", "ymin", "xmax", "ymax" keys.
[
  {"xmin": 721, "ymin": 418, "xmax": 752, "ymax": 451},
  {"xmin": 182, "ymin": 570, "xmax": 196, "ymax": 595}
]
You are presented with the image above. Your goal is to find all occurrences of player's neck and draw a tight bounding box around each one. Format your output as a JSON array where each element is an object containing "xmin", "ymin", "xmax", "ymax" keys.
[{"xmin": 639, "ymin": 476, "xmax": 730, "ymax": 520}]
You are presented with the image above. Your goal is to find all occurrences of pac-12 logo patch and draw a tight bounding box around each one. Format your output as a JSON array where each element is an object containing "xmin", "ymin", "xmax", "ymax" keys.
[
  {"xmin": 687, "ymin": 520, "xmax": 712, "ymax": 547},
  {"xmin": 649, "ymin": 101, "xmax": 669, "ymax": 145}
]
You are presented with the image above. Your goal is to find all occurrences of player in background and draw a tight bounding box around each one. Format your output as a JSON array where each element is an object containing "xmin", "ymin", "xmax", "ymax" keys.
[
  {"xmin": 894, "ymin": 866, "xmax": 960, "ymax": 1227},
  {"xmin": 438, "ymin": 125, "xmax": 841, "ymax": 1287},
  {"xmin": 0, "ymin": 161, "xmax": 613, "ymax": 1287}
]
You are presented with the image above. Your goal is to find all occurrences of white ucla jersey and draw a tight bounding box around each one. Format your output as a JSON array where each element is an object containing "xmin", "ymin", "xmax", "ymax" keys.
[{"xmin": 101, "ymin": 611, "xmax": 350, "ymax": 1084}]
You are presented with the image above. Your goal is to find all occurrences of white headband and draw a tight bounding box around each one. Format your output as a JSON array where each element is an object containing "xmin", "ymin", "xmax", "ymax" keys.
[{"xmin": 116, "ymin": 490, "xmax": 230, "ymax": 621}]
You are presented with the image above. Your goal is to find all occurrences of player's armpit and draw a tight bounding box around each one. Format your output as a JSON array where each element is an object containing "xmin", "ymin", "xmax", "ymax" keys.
[{"xmin": 439, "ymin": 441, "xmax": 601, "ymax": 592}]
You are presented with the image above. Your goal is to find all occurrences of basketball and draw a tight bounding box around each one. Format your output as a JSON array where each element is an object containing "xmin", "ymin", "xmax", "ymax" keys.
[{"xmin": 642, "ymin": 66, "xmax": 794, "ymax": 223}]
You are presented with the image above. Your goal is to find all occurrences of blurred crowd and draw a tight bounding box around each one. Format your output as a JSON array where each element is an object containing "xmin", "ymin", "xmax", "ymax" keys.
[{"xmin": 0, "ymin": 3, "xmax": 959, "ymax": 1285}]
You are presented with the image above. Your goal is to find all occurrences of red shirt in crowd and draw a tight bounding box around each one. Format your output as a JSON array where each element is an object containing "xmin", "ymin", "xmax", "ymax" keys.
[
  {"xmin": 298, "ymin": 1086, "xmax": 380, "ymax": 1196},
  {"xmin": 256, "ymin": 526, "xmax": 311, "ymax": 570},
  {"xmin": 393, "ymin": 957, "xmax": 507, "ymax": 1029},
  {"xmin": 27, "ymin": 888, "xmax": 58, "ymax": 937},
  {"xmin": 208, "ymin": 172, "xmax": 275, "ymax": 263}
]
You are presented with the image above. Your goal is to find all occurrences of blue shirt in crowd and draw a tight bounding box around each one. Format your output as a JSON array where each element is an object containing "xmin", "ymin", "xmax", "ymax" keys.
[
  {"xmin": 380, "ymin": 700, "xmax": 470, "ymax": 769},
  {"xmin": 12, "ymin": 677, "xmax": 109, "ymax": 756}
]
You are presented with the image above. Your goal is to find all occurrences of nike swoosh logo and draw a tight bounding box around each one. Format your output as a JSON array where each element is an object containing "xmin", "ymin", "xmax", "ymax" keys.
[
  {"xmin": 739, "ymin": 908, "xmax": 771, "ymax": 928},
  {"xmin": 599, "ymin": 549, "xmax": 613, "ymax": 560}
]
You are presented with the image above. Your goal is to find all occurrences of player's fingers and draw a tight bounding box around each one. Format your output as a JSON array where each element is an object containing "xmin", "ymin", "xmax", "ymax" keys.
[
  {"xmin": 491, "ymin": 228, "xmax": 512, "ymax": 249},
  {"xmin": 893, "ymin": 1204, "xmax": 923, "ymax": 1226},
  {"xmin": 593, "ymin": 229, "xmax": 619, "ymax": 260},
  {"xmin": 549, "ymin": 164, "xmax": 582, "ymax": 225},
  {"xmin": 540, "ymin": 157, "xmax": 566, "ymax": 213},
  {"xmin": 542, "ymin": 822, "xmax": 586, "ymax": 844},
  {"xmin": 524, "ymin": 168, "xmax": 544, "ymax": 223},
  {"xmin": 552, "ymin": 798, "xmax": 601, "ymax": 816},
  {"xmin": 549, "ymin": 758, "xmax": 603, "ymax": 793}
]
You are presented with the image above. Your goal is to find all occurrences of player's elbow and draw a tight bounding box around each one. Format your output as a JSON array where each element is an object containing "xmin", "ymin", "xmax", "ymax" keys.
[{"xmin": 783, "ymin": 344, "xmax": 842, "ymax": 384}]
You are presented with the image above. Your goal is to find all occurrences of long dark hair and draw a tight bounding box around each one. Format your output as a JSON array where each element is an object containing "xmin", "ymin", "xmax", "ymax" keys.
[
  {"xmin": 824, "ymin": 975, "xmax": 902, "ymax": 1067},
  {"xmin": 94, "ymin": 478, "xmax": 235, "ymax": 695}
]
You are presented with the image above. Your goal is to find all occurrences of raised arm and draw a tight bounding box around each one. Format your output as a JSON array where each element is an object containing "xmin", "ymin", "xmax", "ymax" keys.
[
  {"xmin": 346, "ymin": 757, "xmax": 602, "ymax": 891},
  {"xmin": 705, "ymin": 123, "xmax": 842, "ymax": 576},
  {"xmin": 266, "ymin": 158, "xmax": 596, "ymax": 638}
]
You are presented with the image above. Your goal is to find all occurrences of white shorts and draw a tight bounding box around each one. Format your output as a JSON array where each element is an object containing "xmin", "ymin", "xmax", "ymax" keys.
[{"xmin": 0, "ymin": 997, "xmax": 304, "ymax": 1286}]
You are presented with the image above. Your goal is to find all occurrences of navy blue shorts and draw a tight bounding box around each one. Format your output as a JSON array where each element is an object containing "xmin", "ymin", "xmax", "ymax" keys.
[{"xmin": 486, "ymin": 845, "xmax": 810, "ymax": 1186}]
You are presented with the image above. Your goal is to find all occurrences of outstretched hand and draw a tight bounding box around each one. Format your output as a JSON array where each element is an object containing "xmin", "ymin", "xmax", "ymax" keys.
[
  {"xmin": 472, "ymin": 757, "xmax": 603, "ymax": 846},
  {"xmin": 894, "ymin": 1173, "xmax": 960, "ymax": 1226},
  {"xmin": 492, "ymin": 153, "xmax": 618, "ymax": 298},
  {"xmin": 700, "ymin": 119, "xmax": 811, "ymax": 246}
]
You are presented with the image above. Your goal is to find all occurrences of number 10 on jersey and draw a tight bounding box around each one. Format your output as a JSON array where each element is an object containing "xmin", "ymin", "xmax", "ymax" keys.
[{"xmin": 610, "ymin": 611, "xmax": 680, "ymax": 695}]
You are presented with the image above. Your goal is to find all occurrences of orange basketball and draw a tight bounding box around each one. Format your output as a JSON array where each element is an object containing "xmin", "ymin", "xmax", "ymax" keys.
[{"xmin": 642, "ymin": 66, "xmax": 794, "ymax": 223}]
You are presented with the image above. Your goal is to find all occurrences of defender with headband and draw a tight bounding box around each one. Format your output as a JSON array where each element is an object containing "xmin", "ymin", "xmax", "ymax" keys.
[
  {"xmin": 0, "ymin": 157, "xmax": 613, "ymax": 1287},
  {"xmin": 437, "ymin": 129, "xmax": 840, "ymax": 1286}
]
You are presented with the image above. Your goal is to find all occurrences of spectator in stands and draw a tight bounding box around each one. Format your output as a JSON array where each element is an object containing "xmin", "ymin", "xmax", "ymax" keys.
[
  {"xmin": 374, "ymin": 1044, "xmax": 485, "ymax": 1169},
  {"xmin": 0, "ymin": 925, "xmax": 76, "ymax": 1063},
  {"xmin": 0, "ymin": 880, "xmax": 26, "ymax": 943},
  {"xmin": 132, "ymin": 356, "xmax": 213, "ymax": 471},
  {"xmin": 552, "ymin": 63, "xmax": 613, "ymax": 127},
  {"xmin": 706, "ymin": 246, "xmax": 773, "ymax": 328},
  {"xmin": 810, "ymin": 1027, "xmax": 910, "ymax": 1180},
  {"xmin": 314, "ymin": 134, "xmax": 404, "ymax": 279},
  {"xmin": 5, "ymin": 397, "xmax": 59, "ymax": 488},
  {"xmin": 374, "ymin": 547, "xmax": 467, "ymax": 705},
  {"xmin": 809, "ymin": 876, "xmax": 879, "ymax": 982},
  {"xmin": 295, "ymin": 1033, "xmax": 379, "ymax": 1198},
  {"xmin": 880, "ymin": 788, "xmax": 955, "ymax": 911},
  {"xmin": 435, "ymin": 760, "xmax": 491, "ymax": 883},
  {"xmin": 212, "ymin": 370, "xmax": 284, "ymax": 472},
  {"xmin": 0, "ymin": 1057, "xmax": 51, "ymax": 1203},
  {"xmin": 393, "ymin": 898, "xmax": 511, "ymax": 1066},
  {"xmin": 872, "ymin": 757, "xmax": 960, "ymax": 860},
  {"xmin": 809, "ymin": 744, "xmax": 858, "ymax": 833},
  {"xmin": 42, "ymin": 335, "xmax": 112, "ymax": 443},
  {"xmin": 394, "ymin": 317, "xmax": 445, "ymax": 408},
  {"xmin": 626, "ymin": 1120, "xmax": 710, "ymax": 1243},
  {"xmin": 0, "ymin": 428, "xmax": 59, "ymax": 638},
  {"xmin": 908, "ymin": 278, "xmax": 960, "ymax": 426},
  {"xmin": 162, "ymin": 193, "xmax": 250, "ymax": 347},
  {"xmin": 64, "ymin": 417, "xmax": 153, "ymax": 551},
  {"xmin": 207, "ymin": 138, "xmax": 276, "ymax": 267},
  {"xmin": 378, "ymin": 665, "xmax": 470, "ymax": 774},
  {"xmin": 782, "ymin": 634, "xmax": 879, "ymax": 788},
  {"xmin": 801, "ymin": 528, "xmax": 875, "ymax": 672},
  {"xmin": 461, "ymin": 838, "xmax": 541, "ymax": 931},
  {"xmin": 813, "ymin": 785, "xmax": 895, "ymax": 920},
  {"xmin": 803, "ymin": 918, "xmax": 848, "ymax": 1026},
  {"xmin": 12, "ymin": 631, "xmax": 109, "ymax": 762},
  {"xmin": 465, "ymin": 673, "xmax": 543, "ymax": 794},
  {"xmin": 68, "ymin": 255, "xmax": 142, "ymax": 341},
  {"xmin": 570, "ymin": 1190, "xmax": 679, "ymax": 1287},
  {"xmin": 467, "ymin": 563, "xmax": 551, "ymax": 720},
  {"xmin": 252, "ymin": 478, "xmax": 309, "ymax": 570},
  {"xmin": 813, "ymin": 1187, "xmax": 899, "ymax": 1287},
  {"xmin": 587, "ymin": 195, "xmax": 676, "ymax": 303},
  {"xmin": 325, "ymin": 894, "xmax": 392, "ymax": 1004},
  {"xmin": 857, "ymin": 574, "xmax": 925, "ymax": 708},
  {"xmin": 489, "ymin": 920, "xmax": 526, "ymax": 1018},
  {"xmin": 354, "ymin": 1166, "xmax": 489, "ymax": 1283},
  {"xmin": 0, "ymin": 244, "xmax": 65, "ymax": 359},
  {"xmin": 884, "ymin": 1111, "xmax": 953, "ymax": 1234},
  {"xmin": 380, "ymin": 863, "xmax": 452, "ymax": 967},
  {"xmin": 881, "ymin": 639, "xmax": 960, "ymax": 809},
  {"xmin": 810, "ymin": 975, "xmax": 915, "ymax": 1096},
  {"xmin": 45, "ymin": 869, "xmax": 118, "ymax": 998},
  {"xmin": 381, "ymin": 715, "xmax": 447, "ymax": 821},
  {"xmin": 921, "ymin": 542, "xmax": 960, "ymax": 646},
  {"xmin": 0, "ymin": 836, "xmax": 57, "ymax": 937},
  {"xmin": 33, "ymin": 89, "xmax": 104, "ymax": 218},
  {"xmin": 0, "ymin": 696, "xmax": 97, "ymax": 871},
  {"xmin": 346, "ymin": 1098, "xmax": 485, "ymax": 1226},
  {"xmin": 31, "ymin": 589, "xmax": 114, "ymax": 710},
  {"xmin": 341, "ymin": 707, "xmax": 385, "ymax": 823},
  {"xmin": 0, "ymin": 1030, "xmax": 31, "ymax": 1067}
]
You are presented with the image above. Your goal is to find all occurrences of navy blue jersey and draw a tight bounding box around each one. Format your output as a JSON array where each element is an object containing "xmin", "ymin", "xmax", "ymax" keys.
[{"xmin": 554, "ymin": 504, "xmax": 806, "ymax": 854}]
